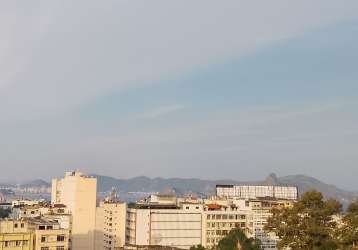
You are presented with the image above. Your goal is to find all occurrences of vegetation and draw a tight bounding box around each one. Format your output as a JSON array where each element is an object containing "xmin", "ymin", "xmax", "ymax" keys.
[
  {"xmin": 215, "ymin": 228, "xmax": 260, "ymax": 250},
  {"xmin": 265, "ymin": 190, "xmax": 358, "ymax": 250},
  {"xmin": 337, "ymin": 201, "xmax": 358, "ymax": 249},
  {"xmin": 190, "ymin": 228, "xmax": 260, "ymax": 250},
  {"xmin": 0, "ymin": 207, "xmax": 11, "ymax": 218}
]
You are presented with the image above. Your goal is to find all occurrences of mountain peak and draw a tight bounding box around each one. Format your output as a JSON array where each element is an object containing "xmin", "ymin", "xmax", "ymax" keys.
[{"xmin": 264, "ymin": 173, "xmax": 279, "ymax": 186}]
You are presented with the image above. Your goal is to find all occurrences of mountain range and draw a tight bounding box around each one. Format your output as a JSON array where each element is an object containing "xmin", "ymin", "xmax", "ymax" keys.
[
  {"xmin": 93, "ymin": 173, "xmax": 357, "ymax": 205},
  {"xmin": 2, "ymin": 174, "xmax": 356, "ymax": 205}
]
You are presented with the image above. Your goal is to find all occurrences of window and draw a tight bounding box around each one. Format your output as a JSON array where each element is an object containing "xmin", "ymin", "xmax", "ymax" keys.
[
  {"xmin": 21, "ymin": 223, "xmax": 24, "ymax": 228},
  {"xmin": 14, "ymin": 223, "xmax": 18, "ymax": 228},
  {"xmin": 57, "ymin": 235, "xmax": 65, "ymax": 241},
  {"xmin": 41, "ymin": 236, "xmax": 47, "ymax": 242},
  {"xmin": 56, "ymin": 247, "xmax": 65, "ymax": 250},
  {"xmin": 41, "ymin": 247, "xmax": 49, "ymax": 250}
]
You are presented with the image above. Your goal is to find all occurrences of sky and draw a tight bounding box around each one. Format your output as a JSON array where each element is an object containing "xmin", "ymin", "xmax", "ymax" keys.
[{"xmin": 1, "ymin": 1, "xmax": 358, "ymax": 190}]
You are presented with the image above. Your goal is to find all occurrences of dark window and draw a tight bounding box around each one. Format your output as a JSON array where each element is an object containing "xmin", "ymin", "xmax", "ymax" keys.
[{"xmin": 57, "ymin": 235, "xmax": 65, "ymax": 242}]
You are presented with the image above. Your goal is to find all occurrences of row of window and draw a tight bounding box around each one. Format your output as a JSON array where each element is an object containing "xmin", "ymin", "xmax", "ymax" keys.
[
  {"xmin": 13, "ymin": 223, "xmax": 25, "ymax": 228},
  {"xmin": 1, "ymin": 240, "xmax": 29, "ymax": 247},
  {"xmin": 40, "ymin": 247, "xmax": 65, "ymax": 250},
  {"xmin": 206, "ymin": 214, "xmax": 246, "ymax": 220},
  {"xmin": 207, "ymin": 222, "xmax": 246, "ymax": 228},
  {"xmin": 41, "ymin": 234, "xmax": 66, "ymax": 242}
]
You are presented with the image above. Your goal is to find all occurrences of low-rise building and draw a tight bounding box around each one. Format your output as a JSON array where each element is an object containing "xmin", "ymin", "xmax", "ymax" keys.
[
  {"xmin": 126, "ymin": 203, "xmax": 203, "ymax": 249},
  {"xmin": 0, "ymin": 219, "xmax": 34, "ymax": 250},
  {"xmin": 0, "ymin": 218, "xmax": 70, "ymax": 250}
]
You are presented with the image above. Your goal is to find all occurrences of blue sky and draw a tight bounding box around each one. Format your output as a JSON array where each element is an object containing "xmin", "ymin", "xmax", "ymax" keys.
[{"xmin": 0, "ymin": 1, "xmax": 358, "ymax": 190}]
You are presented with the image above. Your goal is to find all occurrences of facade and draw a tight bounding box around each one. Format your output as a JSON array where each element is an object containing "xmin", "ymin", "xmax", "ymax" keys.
[
  {"xmin": 0, "ymin": 218, "xmax": 70, "ymax": 250},
  {"xmin": 95, "ymin": 201, "xmax": 127, "ymax": 250},
  {"xmin": 201, "ymin": 197, "xmax": 294, "ymax": 250},
  {"xmin": 202, "ymin": 203, "xmax": 251, "ymax": 248},
  {"xmin": 30, "ymin": 218, "xmax": 70, "ymax": 250},
  {"xmin": 0, "ymin": 219, "xmax": 34, "ymax": 250},
  {"xmin": 0, "ymin": 233, "xmax": 34, "ymax": 250},
  {"xmin": 52, "ymin": 171, "xmax": 97, "ymax": 250},
  {"xmin": 126, "ymin": 203, "xmax": 203, "ymax": 249},
  {"xmin": 216, "ymin": 185, "xmax": 298, "ymax": 200}
]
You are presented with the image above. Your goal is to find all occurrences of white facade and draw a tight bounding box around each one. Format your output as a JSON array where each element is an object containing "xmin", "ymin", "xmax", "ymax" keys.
[
  {"xmin": 52, "ymin": 171, "xmax": 97, "ymax": 250},
  {"xmin": 126, "ymin": 204, "xmax": 203, "ymax": 249},
  {"xmin": 216, "ymin": 185, "xmax": 298, "ymax": 200}
]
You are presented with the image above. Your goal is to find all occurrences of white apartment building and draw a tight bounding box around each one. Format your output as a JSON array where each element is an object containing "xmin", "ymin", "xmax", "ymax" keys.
[
  {"xmin": 52, "ymin": 171, "xmax": 97, "ymax": 250},
  {"xmin": 216, "ymin": 185, "xmax": 298, "ymax": 200},
  {"xmin": 126, "ymin": 203, "xmax": 203, "ymax": 249}
]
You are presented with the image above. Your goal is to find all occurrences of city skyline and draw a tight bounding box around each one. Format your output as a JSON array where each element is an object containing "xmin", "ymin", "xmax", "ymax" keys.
[{"xmin": 1, "ymin": 1, "xmax": 358, "ymax": 190}]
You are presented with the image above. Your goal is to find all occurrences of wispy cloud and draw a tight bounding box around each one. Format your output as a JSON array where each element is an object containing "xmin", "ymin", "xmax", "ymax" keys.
[{"xmin": 134, "ymin": 105, "xmax": 186, "ymax": 120}]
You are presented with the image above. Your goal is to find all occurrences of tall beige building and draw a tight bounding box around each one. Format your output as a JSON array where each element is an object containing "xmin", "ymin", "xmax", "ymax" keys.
[
  {"xmin": 52, "ymin": 171, "xmax": 97, "ymax": 250},
  {"xmin": 95, "ymin": 201, "xmax": 127, "ymax": 250}
]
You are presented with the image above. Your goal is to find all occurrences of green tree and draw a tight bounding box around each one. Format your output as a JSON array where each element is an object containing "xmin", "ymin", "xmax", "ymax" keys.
[
  {"xmin": 337, "ymin": 201, "xmax": 358, "ymax": 249},
  {"xmin": 216, "ymin": 228, "xmax": 260, "ymax": 250},
  {"xmin": 0, "ymin": 207, "xmax": 11, "ymax": 218},
  {"xmin": 265, "ymin": 190, "xmax": 342, "ymax": 250}
]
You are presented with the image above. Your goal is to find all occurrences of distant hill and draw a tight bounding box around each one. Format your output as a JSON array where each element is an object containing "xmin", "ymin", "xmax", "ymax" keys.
[
  {"xmin": 20, "ymin": 179, "xmax": 50, "ymax": 188},
  {"xmin": 94, "ymin": 173, "xmax": 358, "ymax": 205},
  {"xmin": 9, "ymin": 173, "xmax": 357, "ymax": 205}
]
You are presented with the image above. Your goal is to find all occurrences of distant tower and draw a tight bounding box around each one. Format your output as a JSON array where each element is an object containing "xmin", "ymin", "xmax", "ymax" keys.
[{"xmin": 108, "ymin": 187, "xmax": 119, "ymax": 202}]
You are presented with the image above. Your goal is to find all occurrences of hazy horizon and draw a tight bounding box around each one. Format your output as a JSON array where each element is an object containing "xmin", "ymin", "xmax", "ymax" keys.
[{"xmin": 1, "ymin": 1, "xmax": 358, "ymax": 190}]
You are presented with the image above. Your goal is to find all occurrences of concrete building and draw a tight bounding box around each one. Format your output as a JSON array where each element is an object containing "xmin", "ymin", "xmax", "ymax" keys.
[
  {"xmin": 52, "ymin": 171, "xmax": 97, "ymax": 250},
  {"xmin": 126, "ymin": 203, "xmax": 203, "ymax": 249},
  {"xmin": 30, "ymin": 218, "xmax": 70, "ymax": 250},
  {"xmin": 0, "ymin": 219, "xmax": 34, "ymax": 250},
  {"xmin": 216, "ymin": 185, "xmax": 298, "ymax": 200},
  {"xmin": 0, "ymin": 218, "xmax": 70, "ymax": 250},
  {"xmin": 201, "ymin": 197, "xmax": 295, "ymax": 250},
  {"xmin": 95, "ymin": 201, "xmax": 127, "ymax": 250},
  {"xmin": 201, "ymin": 202, "xmax": 252, "ymax": 248}
]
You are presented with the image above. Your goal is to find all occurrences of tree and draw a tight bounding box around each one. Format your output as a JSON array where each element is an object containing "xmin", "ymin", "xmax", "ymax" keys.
[
  {"xmin": 265, "ymin": 190, "xmax": 342, "ymax": 250},
  {"xmin": 0, "ymin": 207, "xmax": 11, "ymax": 218},
  {"xmin": 337, "ymin": 200, "xmax": 358, "ymax": 249},
  {"xmin": 216, "ymin": 228, "xmax": 261, "ymax": 250}
]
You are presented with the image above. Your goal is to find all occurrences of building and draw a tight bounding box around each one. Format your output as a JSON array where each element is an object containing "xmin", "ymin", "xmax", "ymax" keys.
[
  {"xmin": 201, "ymin": 197, "xmax": 295, "ymax": 250},
  {"xmin": 0, "ymin": 218, "xmax": 70, "ymax": 250},
  {"xmin": 202, "ymin": 202, "xmax": 251, "ymax": 248},
  {"xmin": 95, "ymin": 201, "xmax": 127, "ymax": 250},
  {"xmin": 216, "ymin": 185, "xmax": 298, "ymax": 200},
  {"xmin": 30, "ymin": 218, "xmax": 69, "ymax": 250},
  {"xmin": 52, "ymin": 171, "xmax": 97, "ymax": 250},
  {"xmin": 126, "ymin": 203, "xmax": 203, "ymax": 249},
  {"xmin": 0, "ymin": 219, "xmax": 34, "ymax": 250}
]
